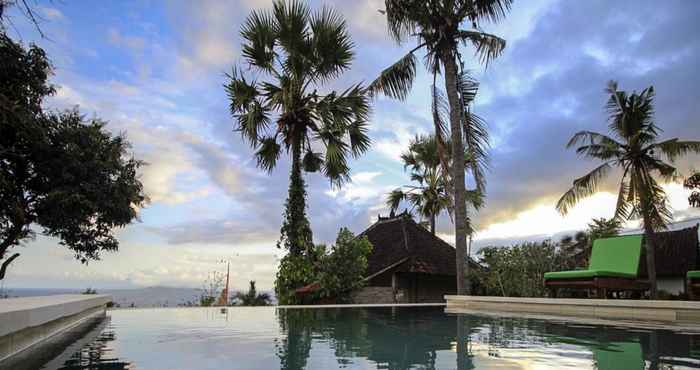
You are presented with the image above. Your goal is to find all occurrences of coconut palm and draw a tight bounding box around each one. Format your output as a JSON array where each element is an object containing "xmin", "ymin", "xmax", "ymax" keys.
[
  {"xmin": 371, "ymin": 0, "xmax": 511, "ymax": 294},
  {"xmin": 556, "ymin": 81, "xmax": 700, "ymax": 298},
  {"xmin": 225, "ymin": 1, "xmax": 371, "ymax": 257},
  {"xmin": 387, "ymin": 134, "xmax": 482, "ymax": 234}
]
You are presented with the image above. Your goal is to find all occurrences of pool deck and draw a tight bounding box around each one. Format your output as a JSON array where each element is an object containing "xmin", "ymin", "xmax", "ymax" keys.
[
  {"xmin": 446, "ymin": 295, "xmax": 700, "ymax": 328},
  {"xmin": 0, "ymin": 294, "xmax": 112, "ymax": 363}
]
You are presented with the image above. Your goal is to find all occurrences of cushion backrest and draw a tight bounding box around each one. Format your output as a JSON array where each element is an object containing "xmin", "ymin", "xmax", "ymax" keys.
[{"xmin": 588, "ymin": 235, "xmax": 643, "ymax": 276}]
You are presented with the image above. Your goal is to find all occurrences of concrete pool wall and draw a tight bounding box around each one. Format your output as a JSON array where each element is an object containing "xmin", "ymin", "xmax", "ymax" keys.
[
  {"xmin": 0, "ymin": 294, "xmax": 112, "ymax": 363},
  {"xmin": 446, "ymin": 295, "xmax": 700, "ymax": 325}
]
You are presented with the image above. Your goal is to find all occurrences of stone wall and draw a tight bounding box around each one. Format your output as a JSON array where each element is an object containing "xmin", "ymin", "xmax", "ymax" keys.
[{"xmin": 351, "ymin": 287, "xmax": 397, "ymax": 304}]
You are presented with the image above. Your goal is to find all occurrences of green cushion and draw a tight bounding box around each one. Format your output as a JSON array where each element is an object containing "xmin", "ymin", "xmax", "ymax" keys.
[
  {"xmin": 595, "ymin": 342, "xmax": 643, "ymax": 370},
  {"xmin": 544, "ymin": 269, "xmax": 636, "ymax": 280},
  {"xmin": 588, "ymin": 235, "xmax": 643, "ymax": 275},
  {"xmin": 544, "ymin": 235, "xmax": 643, "ymax": 280},
  {"xmin": 688, "ymin": 271, "xmax": 700, "ymax": 279}
]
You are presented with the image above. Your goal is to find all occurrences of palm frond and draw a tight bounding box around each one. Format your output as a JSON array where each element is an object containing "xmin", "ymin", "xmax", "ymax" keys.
[
  {"xmin": 368, "ymin": 50, "xmax": 418, "ymax": 100},
  {"xmin": 255, "ymin": 137, "xmax": 281, "ymax": 172},
  {"xmin": 240, "ymin": 9, "xmax": 277, "ymax": 73},
  {"xmin": 457, "ymin": 30, "xmax": 506, "ymax": 66},
  {"xmin": 320, "ymin": 132, "xmax": 350, "ymax": 187},
  {"xmin": 467, "ymin": 0, "xmax": 513, "ymax": 23},
  {"xmin": 613, "ymin": 176, "xmax": 633, "ymax": 221},
  {"xmin": 386, "ymin": 188, "xmax": 408, "ymax": 212},
  {"xmin": 652, "ymin": 139, "xmax": 700, "ymax": 162},
  {"xmin": 310, "ymin": 5, "xmax": 354, "ymax": 81},
  {"xmin": 237, "ymin": 99, "xmax": 270, "ymax": 146},
  {"xmin": 556, "ymin": 162, "xmax": 612, "ymax": 215}
]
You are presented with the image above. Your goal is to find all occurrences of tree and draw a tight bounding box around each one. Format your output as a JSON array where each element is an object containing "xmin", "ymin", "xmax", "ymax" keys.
[
  {"xmin": 225, "ymin": 1, "xmax": 371, "ymax": 303},
  {"xmin": 0, "ymin": 33, "xmax": 146, "ymax": 280},
  {"xmin": 387, "ymin": 134, "xmax": 481, "ymax": 234},
  {"xmin": 556, "ymin": 81, "xmax": 700, "ymax": 298},
  {"xmin": 684, "ymin": 172, "xmax": 700, "ymax": 207},
  {"xmin": 559, "ymin": 217, "xmax": 621, "ymax": 268},
  {"xmin": 234, "ymin": 281, "xmax": 272, "ymax": 306},
  {"xmin": 199, "ymin": 271, "xmax": 225, "ymax": 307},
  {"xmin": 315, "ymin": 228, "xmax": 372, "ymax": 302},
  {"xmin": 478, "ymin": 241, "xmax": 565, "ymax": 298},
  {"xmin": 371, "ymin": 0, "xmax": 510, "ymax": 295}
]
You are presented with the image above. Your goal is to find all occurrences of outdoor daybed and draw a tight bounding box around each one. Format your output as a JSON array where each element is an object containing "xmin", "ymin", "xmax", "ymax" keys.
[
  {"xmin": 545, "ymin": 235, "xmax": 649, "ymax": 298},
  {"xmin": 688, "ymin": 271, "xmax": 700, "ymax": 300}
]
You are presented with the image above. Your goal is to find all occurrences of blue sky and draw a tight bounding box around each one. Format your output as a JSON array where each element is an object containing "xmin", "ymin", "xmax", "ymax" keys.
[{"xmin": 3, "ymin": 0, "xmax": 700, "ymax": 291}]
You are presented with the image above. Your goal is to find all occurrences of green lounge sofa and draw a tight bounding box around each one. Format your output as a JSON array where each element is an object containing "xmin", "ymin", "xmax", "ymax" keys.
[
  {"xmin": 545, "ymin": 235, "xmax": 649, "ymax": 298},
  {"xmin": 687, "ymin": 271, "xmax": 700, "ymax": 300}
]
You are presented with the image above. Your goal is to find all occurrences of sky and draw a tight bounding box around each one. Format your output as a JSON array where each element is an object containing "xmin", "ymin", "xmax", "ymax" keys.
[{"xmin": 3, "ymin": 0, "xmax": 700, "ymax": 292}]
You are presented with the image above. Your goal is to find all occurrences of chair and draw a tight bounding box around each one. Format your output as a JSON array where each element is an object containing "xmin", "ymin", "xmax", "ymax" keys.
[{"xmin": 545, "ymin": 235, "xmax": 649, "ymax": 298}]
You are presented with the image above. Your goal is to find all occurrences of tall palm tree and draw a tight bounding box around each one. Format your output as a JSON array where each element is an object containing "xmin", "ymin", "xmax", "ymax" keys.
[
  {"xmin": 226, "ymin": 1, "xmax": 371, "ymax": 257},
  {"xmin": 556, "ymin": 81, "xmax": 700, "ymax": 298},
  {"xmin": 371, "ymin": 0, "xmax": 511, "ymax": 294},
  {"xmin": 387, "ymin": 134, "xmax": 482, "ymax": 234}
]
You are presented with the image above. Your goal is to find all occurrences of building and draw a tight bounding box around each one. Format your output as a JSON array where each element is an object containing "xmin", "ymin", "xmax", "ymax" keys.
[{"xmin": 351, "ymin": 212, "xmax": 480, "ymax": 304}]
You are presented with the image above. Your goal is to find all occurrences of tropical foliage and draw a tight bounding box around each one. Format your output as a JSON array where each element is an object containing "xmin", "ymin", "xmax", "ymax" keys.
[
  {"xmin": 559, "ymin": 217, "xmax": 621, "ymax": 269},
  {"xmin": 276, "ymin": 228, "xmax": 372, "ymax": 304},
  {"xmin": 234, "ymin": 281, "xmax": 272, "ymax": 306},
  {"xmin": 315, "ymin": 228, "xmax": 372, "ymax": 302},
  {"xmin": 556, "ymin": 81, "xmax": 700, "ymax": 298},
  {"xmin": 225, "ymin": 0, "xmax": 371, "ymax": 303},
  {"xmin": 477, "ymin": 240, "xmax": 566, "ymax": 298},
  {"xmin": 0, "ymin": 32, "xmax": 146, "ymax": 280},
  {"xmin": 387, "ymin": 134, "xmax": 482, "ymax": 234},
  {"xmin": 372, "ymin": 0, "xmax": 510, "ymax": 294},
  {"xmin": 685, "ymin": 172, "xmax": 700, "ymax": 207}
]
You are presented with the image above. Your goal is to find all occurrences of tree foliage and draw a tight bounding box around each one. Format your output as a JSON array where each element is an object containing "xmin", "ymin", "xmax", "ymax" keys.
[
  {"xmin": 556, "ymin": 81, "xmax": 700, "ymax": 298},
  {"xmin": 315, "ymin": 228, "xmax": 372, "ymax": 302},
  {"xmin": 234, "ymin": 281, "xmax": 272, "ymax": 306},
  {"xmin": 0, "ymin": 32, "xmax": 146, "ymax": 279},
  {"xmin": 477, "ymin": 241, "xmax": 566, "ymax": 298},
  {"xmin": 275, "ymin": 228, "xmax": 372, "ymax": 305}
]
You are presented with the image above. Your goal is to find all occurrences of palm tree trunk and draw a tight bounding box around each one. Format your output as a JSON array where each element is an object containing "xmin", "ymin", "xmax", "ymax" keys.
[
  {"xmin": 642, "ymin": 216, "xmax": 658, "ymax": 299},
  {"xmin": 430, "ymin": 214, "xmax": 436, "ymax": 235},
  {"xmin": 443, "ymin": 55, "xmax": 470, "ymax": 296},
  {"xmin": 285, "ymin": 135, "xmax": 312, "ymax": 257}
]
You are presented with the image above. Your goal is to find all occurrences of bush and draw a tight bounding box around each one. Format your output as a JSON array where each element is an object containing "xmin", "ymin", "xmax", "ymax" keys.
[
  {"xmin": 316, "ymin": 228, "xmax": 373, "ymax": 302},
  {"xmin": 477, "ymin": 240, "xmax": 566, "ymax": 297}
]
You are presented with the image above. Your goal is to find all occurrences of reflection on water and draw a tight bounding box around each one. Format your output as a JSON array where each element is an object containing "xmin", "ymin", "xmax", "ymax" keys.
[{"xmin": 30, "ymin": 306, "xmax": 700, "ymax": 370}]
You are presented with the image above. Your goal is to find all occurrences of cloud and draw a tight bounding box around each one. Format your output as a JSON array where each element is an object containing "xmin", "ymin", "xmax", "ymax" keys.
[{"xmin": 107, "ymin": 28, "xmax": 146, "ymax": 52}]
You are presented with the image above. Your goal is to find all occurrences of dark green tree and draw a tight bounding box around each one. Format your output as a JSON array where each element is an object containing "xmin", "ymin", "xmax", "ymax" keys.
[
  {"xmin": 556, "ymin": 81, "xmax": 700, "ymax": 298},
  {"xmin": 234, "ymin": 281, "xmax": 272, "ymax": 306},
  {"xmin": 370, "ymin": 0, "xmax": 510, "ymax": 295},
  {"xmin": 0, "ymin": 33, "xmax": 146, "ymax": 280}
]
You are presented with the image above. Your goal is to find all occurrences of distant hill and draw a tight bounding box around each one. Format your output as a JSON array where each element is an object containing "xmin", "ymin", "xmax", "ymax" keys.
[
  {"xmin": 107, "ymin": 286, "xmax": 201, "ymax": 307},
  {"xmin": 3, "ymin": 286, "xmax": 201, "ymax": 307}
]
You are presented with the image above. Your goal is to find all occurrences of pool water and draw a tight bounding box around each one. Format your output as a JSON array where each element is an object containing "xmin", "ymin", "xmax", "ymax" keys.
[{"xmin": 32, "ymin": 306, "xmax": 700, "ymax": 370}]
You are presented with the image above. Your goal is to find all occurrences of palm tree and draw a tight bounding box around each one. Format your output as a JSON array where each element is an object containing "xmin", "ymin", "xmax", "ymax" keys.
[
  {"xmin": 371, "ymin": 0, "xmax": 511, "ymax": 294},
  {"xmin": 387, "ymin": 134, "xmax": 482, "ymax": 234},
  {"xmin": 226, "ymin": 1, "xmax": 371, "ymax": 257},
  {"xmin": 556, "ymin": 81, "xmax": 700, "ymax": 298}
]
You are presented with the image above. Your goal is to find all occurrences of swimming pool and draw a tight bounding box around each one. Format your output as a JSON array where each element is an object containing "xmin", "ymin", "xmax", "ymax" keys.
[{"xmin": 27, "ymin": 306, "xmax": 700, "ymax": 369}]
